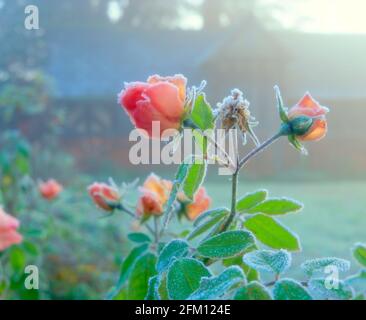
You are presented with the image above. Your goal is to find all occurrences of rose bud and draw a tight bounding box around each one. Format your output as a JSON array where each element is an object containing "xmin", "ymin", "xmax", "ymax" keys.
[
  {"xmin": 136, "ymin": 174, "xmax": 172, "ymax": 218},
  {"xmin": 0, "ymin": 208, "xmax": 22, "ymax": 251},
  {"xmin": 178, "ymin": 187, "xmax": 211, "ymax": 221},
  {"xmin": 287, "ymin": 93, "xmax": 329, "ymax": 141},
  {"xmin": 39, "ymin": 179, "xmax": 63, "ymax": 200},
  {"xmin": 275, "ymin": 87, "xmax": 329, "ymax": 154},
  {"xmin": 118, "ymin": 74, "xmax": 187, "ymax": 138},
  {"xmin": 87, "ymin": 182, "xmax": 121, "ymax": 212}
]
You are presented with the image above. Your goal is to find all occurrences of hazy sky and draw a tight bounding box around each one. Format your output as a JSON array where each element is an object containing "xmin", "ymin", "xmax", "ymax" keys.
[{"xmin": 106, "ymin": 0, "xmax": 366, "ymax": 34}]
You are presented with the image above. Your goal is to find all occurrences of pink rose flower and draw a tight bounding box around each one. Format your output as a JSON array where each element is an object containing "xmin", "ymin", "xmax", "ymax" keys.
[
  {"xmin": 39, "ymin": 179, "xmax": 63, "ymax": 200},
  {"xmin": 118, "ymin": 74, "xmax": 187, "ymax": 138},
  {"xmin": 87, "ymin": 182, "xmax": 120, "ymax": 211},
  {"xmin": 0, "ymin": 208, "xmax": 22, "ymax": 251}
]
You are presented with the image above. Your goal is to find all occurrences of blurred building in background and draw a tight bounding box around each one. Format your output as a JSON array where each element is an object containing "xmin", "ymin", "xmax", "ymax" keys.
[{"xmin": 1, "ymin": 0, "xmax": 366, "ymax": 179}]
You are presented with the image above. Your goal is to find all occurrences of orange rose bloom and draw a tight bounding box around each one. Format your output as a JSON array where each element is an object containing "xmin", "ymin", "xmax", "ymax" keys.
[
  {"xmin": 39, "ymin": 179, "xmax": 63, "ymax": 200},
  {"xmin": 119, "ymin": 74, "xmax": 187, "ymax": 138},
  {"xmin": 136, "ymin": 174, "xmax": 172, "ymax": 217},
  {"xmin": 88, "ymin": 182, "xmax": 120, "ymax": 211},
  {"xmin": 185, "ymin": 187, "xmax": 211, "ymax": 221},
  {"xmin": 288, "ymin": 93, "xmax": 329, "ymax": 141}
]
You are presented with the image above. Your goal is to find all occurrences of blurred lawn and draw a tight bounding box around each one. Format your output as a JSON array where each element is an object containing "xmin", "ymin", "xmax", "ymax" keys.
[{"xmin": 205, "ymin": 179, "xmax": 366, "ymax": 274}]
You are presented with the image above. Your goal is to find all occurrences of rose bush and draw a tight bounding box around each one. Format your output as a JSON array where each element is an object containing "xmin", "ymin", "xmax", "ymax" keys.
[{"xmin": 85, "ymin": 75, "xmax": 366, "ymax": 300}]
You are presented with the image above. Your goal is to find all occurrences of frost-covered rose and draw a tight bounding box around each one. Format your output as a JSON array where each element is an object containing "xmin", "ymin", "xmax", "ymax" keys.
[
  {"xmin": 136, "ymin": 174, "xmax": 172, "ymax": 217},
  {"xmin": 88, "ymin": 182, "xmax": 120, "ymax": 211},
  {"xmin": 119, "ymin": 74, "xmax": 187, "ymax": 138},
  {"xmin": 288, "ymin": 93, "xmax": 329, "ymax": 141},
  {"xmin": 184, "ymin": 187, "xmax": 211, "ymax": 221}
]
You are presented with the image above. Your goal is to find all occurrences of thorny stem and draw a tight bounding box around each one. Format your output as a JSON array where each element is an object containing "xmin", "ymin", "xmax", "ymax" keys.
[
  {"xmin": 159, "ymin": 202, "xmax": 178, "ymax": 239},
  {"xmin": 220, "ymin": 132, "xmax": 283, "ymax": 233},
  {"xmin": 238, "ymin": 132, "xmax": 283, "ymax": 171}
]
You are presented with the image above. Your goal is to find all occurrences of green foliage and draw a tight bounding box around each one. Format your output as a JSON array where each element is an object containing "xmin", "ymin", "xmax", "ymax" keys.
[
  {"xmin": 223, "ymin": 253, "xmax": 260, "ymax": 282},
  {"xmin": 246, "ymin": 198, "xmax": 303, "ymax": 215},
  {"xmin": 308, "ymin": 278, "xmax": 354, "ymax": 300},
  {"xmin": 156, "ymin": 240, "xmax": 189, "ymax": 273},
  {"xmin": 234, "ymin": 281, "xmax": 272, "ymax": 300},
  {"xmin": 118, "ymin": 244, "xmax": 148, "ymax": 286},
  {"xmin": 190, "ymin": 93, "xmax": 214, "ymax": 131},
  {"xmin": 196, "ymin": 230, "xmax": 255, "ymax": 259},
  {"xmin": 188, "ymin": 266, "xmax": 245, "ymax": 300},
  {"xmin": 127, "ymin": 232, "xmax": 151, "ymax": 243},
  {"xmin": 244, "ymin": 214, "xmax": 301, "ymax": 251},
  {"xmin": 188, "ymin": 208, "xmax": 229, "ymax": 240},
  {"xmin": 193, "ymin": 207, "xmax": 230, "ymax": 227},
  {"xmin": 145, "ymin": 275, "xmax": 160, "ymax": 300},
  {"xmin": 167, "ymin": 258, "xmax": 211, "ymax": 300},
  {"xmin": 352, "ymin": 243, "xmax": 366, "ymax": 267},
  {"xmin": 182, "ymin": 160, "xmax": 207, "ymax": 201},
  {"xmin": 236, "ymin": 189, "xmax": 268, "ymax": 212},
  {"xmin": 243, "ymin": 249, "xmax": 291, "ymax": 275},
  {"xmin": 127, "ymin": 253, "xmax": 157, "ymax": 300},
  {"xmin": 301, "ymin": 257, "xmax": 350, "ymax": 277},
  {"xmin": 9, "ymin": 247, "xmax": 26, "ymax": 274},
  {"xmin": 273, "ymin": 279, "xmax": 312, "ymax": 300}
]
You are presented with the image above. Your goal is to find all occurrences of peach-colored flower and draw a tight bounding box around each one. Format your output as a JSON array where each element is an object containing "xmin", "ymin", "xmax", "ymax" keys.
[
  {"xmin": 185, "ymin": 187, "xmax": 211, "ymax": 221},
  {"xmin": 87, "ymin": 182, "xmax": 120, "ymax": 211},
  {"xmin": 288, "ymin": 93, "xmax": 329, "ymax": 141},
  {"xmin": 39, "ymin": 179, "xmax": 63, "ymax": 200},
  {"xmin": 118, "ymin": 74, "xmax": 187, "ymax": 138},
  {"xmin": 136, "ymin": 174, "xmax": 172, "ymax": 217},
  {"xmin": 0, "ymin": 208, "xmax": 22, "ymax": 251}
]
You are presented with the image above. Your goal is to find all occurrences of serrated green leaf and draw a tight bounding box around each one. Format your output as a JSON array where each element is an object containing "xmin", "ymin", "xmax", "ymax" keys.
[
  {"xmin": 188, "ymin": 213, "xmax": 227, "ymax": 241},
  {"xmin": 301, "ymin": 257, "xmax": 350, "ymax": 277},
  {"xmin": 244, "ymin": 214, "xmax": 301, "ymax": 252},
  {"xmin": 234, "ymin": 281, "xmax": 272, "ymax": 300},
  {"xmin": 190, "ymin": 93, "xmax": 214, "ymax": 130},
  {"xmin": 308, "ymin": 278, "xmax": 354, "ymax": 300},
  {"xmin": 182, "ymin": 160, "xmax": 207, "ymax": 201},
  {"xmin": 127, "ymin": 232, "xmax": 151, "ymax": 243},
  {"xmin": 156, "ymin": 240, "xmax": 189, "ymax": 273},
  {"xmin": 236, "ymin": 189, "xmax": 268, "ymax": 213},
  {"xmin": 247, "ymin": 198, "xmax": 303, "ymax": 215},
  {"xmin": 167, "ymin": 258, "xmax": 211, "ymax": 300},
  {"xmin": 353, "ymin": 243, "xmax": 366, "ymax": 267},
  {"xmin": 273, "ymin": 278, "xmax": 312, "ymax": 300},
  {"xmin": 243, "ymin": 249, "xmax": 292, "ymax": 275},
  {"xmin": 196, "ymin": 230, "xmax": 255, "ymax": 259},
  {"xmin": 145, "ymin": 275, "xmax": 160, "ymax": 300},
  {"xmin": 128, "ymin": 253, "xmax": 157, "ymax": 300},
  {"xmin": 193, "ymin": 207, "xmax": 230, "ymax": 227},
  {"xmin": 188, "ymin": 266, "xmax": 245, "ymax": 300}
]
